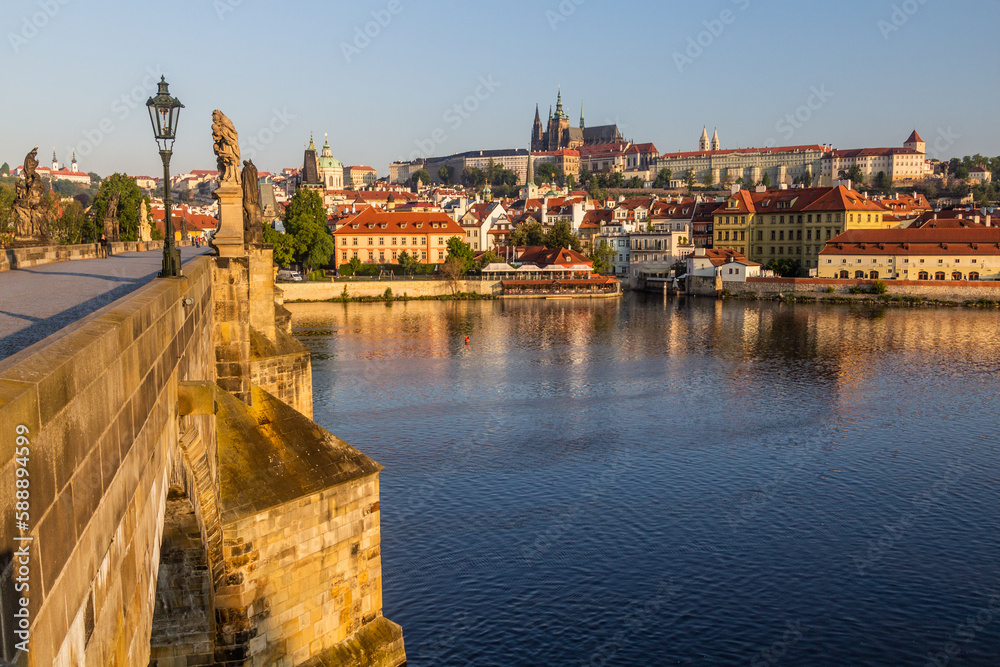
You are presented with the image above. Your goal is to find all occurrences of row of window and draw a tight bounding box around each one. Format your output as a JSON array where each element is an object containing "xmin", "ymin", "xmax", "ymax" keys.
[
  {"xmin": 340, "ymin": 250, "xmax": 444, "ymax": 262},
  {"xmin": 829, "ymin": 258, "xmax": 981, "ymax": 265},
  {"xmin": 340, "ymin": 236, "xmax": 446, "ymax": 247},
  {"xmin": 838, "ymin": 270, "xmax": 980, "ymax": 281}
]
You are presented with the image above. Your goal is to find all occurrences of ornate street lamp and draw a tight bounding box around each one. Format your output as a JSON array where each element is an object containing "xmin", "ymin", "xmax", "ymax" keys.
[{"xmin": 146, "ymin": 76, "xmax": 184, "ymax": 277}]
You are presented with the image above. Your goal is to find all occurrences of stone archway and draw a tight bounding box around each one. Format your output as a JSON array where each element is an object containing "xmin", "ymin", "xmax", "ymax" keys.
[{"xmin": 148, "ymin": 486, "xmax": 214, "ymax": 665}]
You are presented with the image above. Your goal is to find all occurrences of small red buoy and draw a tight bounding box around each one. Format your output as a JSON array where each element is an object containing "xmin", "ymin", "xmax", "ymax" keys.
[{"xmin": 465, "ymin": 336, "xmax": 470, "ymax": 345}]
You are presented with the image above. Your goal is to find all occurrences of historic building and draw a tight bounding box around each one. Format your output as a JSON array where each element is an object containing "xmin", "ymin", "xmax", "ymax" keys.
[
  {"xmin": 331, "ymin": 208, "xmax": 465, "ymax": 266},
  {"xmin": 818, "ymin": 227, "xmax": 1000, "ymax": 280},
  {"xmin": 300, "ymin": 133, "xmax": 344, "ymax": 191},
  {"xmin": 530, "ymin": 88, "xmax": 623, "ymax": 152},
  {"xmin": 820, "ymin": 131, "xmax": 931, "ymax": 184},
  {"xmin": 712, "ymin": 185, "xmax": 888, "ymax": 269}
]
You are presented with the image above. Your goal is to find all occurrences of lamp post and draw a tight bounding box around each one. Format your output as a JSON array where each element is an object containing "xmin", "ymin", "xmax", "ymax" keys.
[{"xmin": 146, "ymin": 76, "xmax": 184, "ymax": 277}]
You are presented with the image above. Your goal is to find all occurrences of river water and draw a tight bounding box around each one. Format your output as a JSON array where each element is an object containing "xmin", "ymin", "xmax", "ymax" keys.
[{"xmin": 289, "ymin": 294, "xmax": 1000, "ymax": 666}]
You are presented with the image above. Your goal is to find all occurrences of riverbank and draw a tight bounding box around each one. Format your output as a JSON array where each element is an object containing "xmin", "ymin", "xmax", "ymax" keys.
[
  {"xmin": 288, "ymin": 290, "xmax": 495, "ymax": 304},
  {"xmin": 720, "ymin": 291, "xmax": 1000, "ymax": 308}
]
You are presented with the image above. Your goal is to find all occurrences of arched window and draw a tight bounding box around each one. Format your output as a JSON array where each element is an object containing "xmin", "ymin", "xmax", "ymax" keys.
[
  {"xmin": 839, "ymin": 270, "xmax": 849, "ymax": 279},
  {"xmin": 935, "ymin": 271, "xmax": 946, "ymax": 281},
  {"xmin": 951, "ymin": 272, "xmax": 963, "ymax": 281},
  {"xmin": 918, "ymin": 271, "xmax": 929, "ymax": 280},
  {"xmin": 869, "ymin": 271, "xmax": 879, "ymax": 279},
  {"xmin": 855, "ymin": 270, "xmax": 866, "ymax": 279},
  {"xmin": 969, "ymin": 271, "xmax": 980, "ymax": 280}
]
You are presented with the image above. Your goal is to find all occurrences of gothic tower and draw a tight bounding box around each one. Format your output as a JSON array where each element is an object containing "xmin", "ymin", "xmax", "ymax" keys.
[
  {"xmin": 711, "ymin": 128, "xmax": 720, "ymax": 151},
  {"xmin": 699, "ymin": 127, "xmax": 710, "ymax": 152},
  {"xmin": 532, "ymin": 104, "xmax": 544, "ymax": 152}
]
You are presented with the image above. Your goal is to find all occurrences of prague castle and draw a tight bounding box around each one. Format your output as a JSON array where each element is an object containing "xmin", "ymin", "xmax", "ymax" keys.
[{"xmin": 531, "ymin": 88, "xmax": 623, "ymax": 152}]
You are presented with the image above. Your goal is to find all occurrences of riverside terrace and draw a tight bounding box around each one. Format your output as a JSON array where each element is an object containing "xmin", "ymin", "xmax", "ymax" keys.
[{"xmin": 480, "ymin": 246, "xmax": 622, "ymax": 297}]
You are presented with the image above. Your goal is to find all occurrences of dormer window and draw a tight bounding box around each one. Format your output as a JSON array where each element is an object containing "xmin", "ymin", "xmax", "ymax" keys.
[{"xmin": 400, "ymin": 223, "xmax": 407, "ymax": 229}]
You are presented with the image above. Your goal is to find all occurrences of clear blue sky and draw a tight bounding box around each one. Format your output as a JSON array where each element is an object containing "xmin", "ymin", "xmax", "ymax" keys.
[{"xmin": 2, "ymin": 0, "xmax": 996, "ymax": 178}]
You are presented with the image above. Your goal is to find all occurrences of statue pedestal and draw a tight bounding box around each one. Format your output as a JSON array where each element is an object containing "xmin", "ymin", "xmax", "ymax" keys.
[{"xmin": 213, "ymin": 183, "xmax": 245, "ymax": 257}]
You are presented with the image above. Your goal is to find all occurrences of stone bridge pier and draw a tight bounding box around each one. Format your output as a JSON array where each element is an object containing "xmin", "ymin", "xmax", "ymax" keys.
[{"xmin": 0, "ymin": 247, "xmax": 405, "ymax": 666}]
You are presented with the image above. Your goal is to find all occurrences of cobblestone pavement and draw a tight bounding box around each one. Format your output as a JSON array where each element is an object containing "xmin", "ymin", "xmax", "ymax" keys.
[{"xmin": 0, "ymin": 246, "xmax": 212, "ymax": 362}]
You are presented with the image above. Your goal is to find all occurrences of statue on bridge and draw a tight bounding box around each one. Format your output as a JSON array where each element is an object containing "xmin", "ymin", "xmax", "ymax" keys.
[
  {"xmin": 103, "ymin": 189, "xmax": 121, "ymax": 242},
  {"xmin": 212, "ymin": 110, "xmax": 241, "ymax": 187},
  {"xmin": 241, "ymin": 159, "xmax": 263, "ymax": 246},
  {"xmin": 13, "ymin": 146, "xmax": 49, "ymax": 244}
]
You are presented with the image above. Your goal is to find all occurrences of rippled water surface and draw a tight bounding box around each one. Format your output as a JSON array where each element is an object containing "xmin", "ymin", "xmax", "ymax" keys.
[{"xmin": 289, "ymin": 295, "xmax": 1000, "ymax": 666}]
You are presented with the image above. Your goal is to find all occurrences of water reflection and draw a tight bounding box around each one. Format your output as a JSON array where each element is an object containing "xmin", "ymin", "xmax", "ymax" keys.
[{"xmin": 289, "ymin": 294, "xmax": 1000, "ymax": 666}]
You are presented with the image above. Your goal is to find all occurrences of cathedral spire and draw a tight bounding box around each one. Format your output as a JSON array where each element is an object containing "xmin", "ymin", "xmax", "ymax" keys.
[
  {"xmin": 711, "ymin": 128, "xmax": 720, "ymax": 151},
  {"xmin": 534, "ymin": 103, "xmax": 541, "ymax": 124},
  {"xmin": 580, "ymin": 103, "xmax": 585, "ymax": 131},
  {"xmin": 554, "ymin": 86, "xmax": 567, "ymax": 120},
  {"xmin": 699, "ymin": 126, "xmax": 710, "ymax": 152}
]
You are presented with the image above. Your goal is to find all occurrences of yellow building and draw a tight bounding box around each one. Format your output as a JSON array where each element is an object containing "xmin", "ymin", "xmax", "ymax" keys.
[
  {"xmin": 712, "ymin": 188, "xmax": 755, "ymax": 258},
  {"xmin": 818, "ymin": 228, "xmax": 1000, "ymax": 281},
  {"xmin": 714, "ymin": 185, "xmax": 888, "ymax": 271},
  {"xmin": 331, "ymin": 208, "xmax": 464, "ymax": 268}
]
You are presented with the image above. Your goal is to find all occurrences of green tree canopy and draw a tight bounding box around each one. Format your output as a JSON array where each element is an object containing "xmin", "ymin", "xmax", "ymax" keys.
[
  {"xmin": 544, "ymin": 220, "xmax": 582, "ymax": 252},
  {"xmin": 283, "ymin": 188, "xmax": 335, "ymax": 271},
  {"xmin": 589, "ymin": 240, "xmax": 615, "ymax": 275},
  {"xmin": 0, "ymin": 163, "xmax": 9, "ymax": 176},
  {"xmin": 263, "ymin": 223, "xmax": 296, "ymax": 268},
  {"xmin": 411, "ymin": 169, "xmax": 431, "ymax": 187},
  {"xmin": 536, "ymin": 163, "xmax": 559, "ymax": 185},
  {"xmin": 445, "ymin": 236, "xmax": 475, "ymax": 273},
  {"xmin": 510, "ymin": 220, "xmax": 545, "ymax": 247},
  {"xmin": 438, "ymin": 165, "xmax": 452, "ymax": 184},
  {"xmin": 50, "ymin": 200, "xmax": 87, "ymax": 245},
  {"xmin": 765, "ymin": 258, "xmax": 801, "ymax": 277},
  {"xmin": 90, "ymin": 173, "xmax": 151, "ymax": 242},
  {"xmin": 652, "ymin": 168, "xmax": 672, "ymax": 189}
]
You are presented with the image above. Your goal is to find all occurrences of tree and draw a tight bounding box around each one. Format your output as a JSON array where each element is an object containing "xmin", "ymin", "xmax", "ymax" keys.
[
  {"xmin": 536, "ymin": 163, "xmax": 559, "ymax": 185},
  {"xmin": 579, "ymin": 167, "xmax": 593, "ymax": 187},
  {"xmin": 845, "ymin": 165, "xmax": 864, "ymax": 186},
  {"xmin": 761, "ymin": 171, "xmax": 772, "ymax": 188},
  {"xmin": 510, "ymin": 220, "xmax": 545, "ymax": 247},
  {"xmin": 0, "ymin": 181, "xmax": 15, "ymax": 236},
  {"xmin": 608, "ymin": 171, "xmax": 625, "ymax": 188},
  {"xmin": 438, "ymin": 165, "xmax": 452, "ymax": 185},
  {"xmin": 566, "ymin": 174, "xmax": 576, "ymax": 190},
  {"xmin": 800, "ymin": 171, "xmax": 814, "ymax": 188},
  {"xmin": 445, "ymin": 236, "xmax": 475, "ymax": 273},
  {"xmin": 544, "ymin": 220, "xmax": 582, "ymax": 252},
  {"xmin": 88, "ymin": 172, "xmax": 101, "ymax": 184},
  {"xmin": 653, "ymin": 168, "xmax": 672, "ymax": 189},
  {"xmin": 284, "ymin": 188, "xmax": 335, "ymax": 272},
  {"xmin": 475, "ymin": 249, "xmax": 500, "ymax": 270},
  {"xmin": 874, "ymin": 171, "xmax": 893, "ymax": 193},
  {"xmin": 50, "ymin": 200, "xmax": 87, "ymax": 245},
  {"xmin": 702, "ymin": 171, "xmax": 715, "ymax": 187},
  {"xmin": 263, "ymin": 223, "xmax": 296, "ymax": 268},
  {"xmin": 0, "ymin": 163, "xmax": 9, "ymax": 176},
  {"xmin": 90, "ymin": 173, "xmax": 151, "ymax": 242},
  {"xmin": 684, "ymin": 169, "xmax": 696, "ymax": 193},
  {"xmin": 440, "ymin": 255, "xmax": 467, "ymax": 292},
  {"xmin": 398, "ymin": 251, "xmax": 420, "ymax": 275},
  {"xmin": 411, "ymin": 169, "xmax": 431, "ymax": 187},
  {"xmin": 765, "ymin": 258, "xmax": 801, "ymax": 277},
  {"xmin": 589, "ymin": 240, "xmax": 615, "ymax": 275},
  {"xmin": 625, "ymin": 176, "xmax": 644, "ymax": 189},
  {"xmin": 462, "ymin": 166, "xmax": 486, "ymax": 187}
]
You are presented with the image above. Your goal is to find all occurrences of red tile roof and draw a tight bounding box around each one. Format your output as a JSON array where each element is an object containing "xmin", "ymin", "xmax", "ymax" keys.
[
  {"xmin": 332, "ymin": 207, "xmax": 464, "ymax": 236},
  {"xmin": 821, "ymin": 228, "xmax": 1000, "ymax": 256}
]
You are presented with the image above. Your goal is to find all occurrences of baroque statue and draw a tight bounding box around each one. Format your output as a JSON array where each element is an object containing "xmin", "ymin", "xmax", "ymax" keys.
[
  {"xmin": 212, "ymin": 110, "xmax": 241, "ymax": 186},
  {"xmin": 12, "ymin": 146, "xmax": 48, "ymax": 242},
  {"xmin": 103, "ymin": 190, "xmax": 121, "ymax": 242},
  {"xmin": 241, "ymin": 159, "xmax": 263, "ymax": 246}
]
